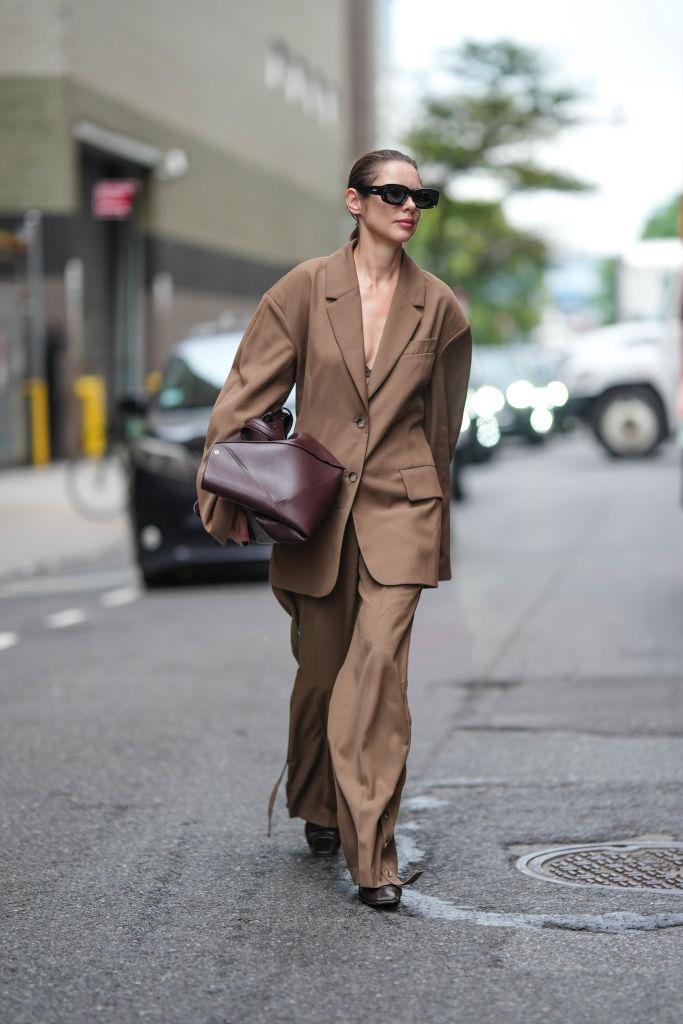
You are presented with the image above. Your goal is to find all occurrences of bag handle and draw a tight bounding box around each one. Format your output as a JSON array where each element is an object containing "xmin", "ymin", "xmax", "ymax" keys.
[{"xmin": 241, "ymin": 407, "xmax": 293, "ymax": 442}]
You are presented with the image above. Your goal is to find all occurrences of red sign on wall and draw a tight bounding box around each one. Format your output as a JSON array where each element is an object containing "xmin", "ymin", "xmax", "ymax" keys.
[{"xmin": 92, "ymin": 179, "xmax": 140, "ymax": 219}]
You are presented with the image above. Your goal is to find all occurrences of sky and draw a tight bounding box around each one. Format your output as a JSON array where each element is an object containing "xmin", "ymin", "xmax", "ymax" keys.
[{"xmin": 383, "ymin": 0, "xmax": 683, "ymax": 259}]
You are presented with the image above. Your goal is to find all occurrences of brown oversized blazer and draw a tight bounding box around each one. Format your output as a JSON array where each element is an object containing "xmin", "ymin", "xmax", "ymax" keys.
[{"xmin": 195, "ymin": 238, "xmax": 473, "ymax": 598}]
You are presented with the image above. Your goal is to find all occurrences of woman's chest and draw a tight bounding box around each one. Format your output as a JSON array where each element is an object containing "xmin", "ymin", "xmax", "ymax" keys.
[{"xmin": 358, "ymin": 284, "xmax": 396, "ymax": 369}]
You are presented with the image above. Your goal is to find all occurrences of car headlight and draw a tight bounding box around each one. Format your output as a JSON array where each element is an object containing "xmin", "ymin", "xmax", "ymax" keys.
[
  {"xmin": 506, "ymin": 379, "xmax": 537, "ymax": 409},
  {"xmin": 530, "ymin": 407, "xmax": 554, "ymax": 433},
  {"xmin": 470, "ymin": 385, "xmax": 505, "ymax": 417},
  {"xmin": 133, "ymin": 436, "xmax": 197, "ymax": 480},
  {"xmin": 542, "ymin": 380, "xmax": 569, "ymax": 408},
  {"xmin": 475, "ymin": 415, "xmax": 501, "ymax": 448}
]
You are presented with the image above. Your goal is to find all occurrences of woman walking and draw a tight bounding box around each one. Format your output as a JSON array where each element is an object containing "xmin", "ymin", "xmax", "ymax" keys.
[{"xmin": 195, "ymin": 149, "xmax": 472, "ymax": 909}]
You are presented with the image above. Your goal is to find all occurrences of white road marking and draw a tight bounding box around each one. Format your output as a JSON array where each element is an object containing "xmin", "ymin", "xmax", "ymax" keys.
[
  {"xmin": 0, "ymin": 567, "xmax": 136, "ymax": 598},
  {"xmin": 0, "ymin": 631, "xmax": 18, "ymax": 651},
  {"xmin": 99, "ymin": 586, "xmax": 140, "ymax": 608},
  {"xmin": 45, "ymin": 608, "xmax": 87, "ymax": 629},
  {"xmin": 2, "ymin": 580, "xmax": 139, "ymax": 643}
]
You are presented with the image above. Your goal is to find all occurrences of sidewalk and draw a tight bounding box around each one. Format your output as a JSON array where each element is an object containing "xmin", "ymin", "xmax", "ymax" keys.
[{"xmin": 0, "ymin": 461, "xmax": 131, "ymax": 581}]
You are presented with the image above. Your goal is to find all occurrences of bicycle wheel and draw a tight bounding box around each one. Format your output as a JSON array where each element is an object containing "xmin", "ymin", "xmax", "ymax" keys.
[{"xmin": 65, "ymin": 452, "xmax": 129, "ymax": 520}]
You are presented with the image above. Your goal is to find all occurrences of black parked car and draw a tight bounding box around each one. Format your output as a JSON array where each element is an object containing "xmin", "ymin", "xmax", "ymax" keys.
[
  {"xmin": 125, "ymin": 322, "xmax": 296, "ymax": 586},
  {"xmin": 470, "ymin": 344, "xmax": 568, "ymax": 445}
]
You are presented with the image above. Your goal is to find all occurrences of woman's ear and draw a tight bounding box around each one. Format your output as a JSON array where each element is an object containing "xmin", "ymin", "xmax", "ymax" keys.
[{"xmin": 345, "ymin": 187, "xmax": 362, "ymax": 219}]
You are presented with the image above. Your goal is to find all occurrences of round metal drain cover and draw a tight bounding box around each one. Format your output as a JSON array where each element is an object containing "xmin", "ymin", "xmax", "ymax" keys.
[{"xmin": 516, "ymin": 843, "xmax": 683, "ymax": 893}]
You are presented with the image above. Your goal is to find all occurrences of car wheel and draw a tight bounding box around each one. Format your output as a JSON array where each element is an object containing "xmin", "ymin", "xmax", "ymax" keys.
[{"xmin": 592, "ymin": 387, "xmax": 665, "ymax": 458}]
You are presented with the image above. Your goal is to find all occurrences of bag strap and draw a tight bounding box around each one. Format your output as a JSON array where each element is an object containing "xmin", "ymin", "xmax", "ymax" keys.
[
  {"xmin": 241, "ymin": 419, "xmax": 279, "ymax": 442},
  {"xmin": 266, "ymin": 756, "xmax": 288, "ymax": 836},
  {"xmin": 241, "ymin": 407, "xmax": 293, "ymax": 442},
  {"xmin": 264, "ymin": 407, "xmax": 294, "ymax": 437}
]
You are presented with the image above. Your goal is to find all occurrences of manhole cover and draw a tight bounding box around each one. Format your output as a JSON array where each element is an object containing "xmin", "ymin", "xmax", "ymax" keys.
[{"xmin": 516, "ymin": 843, "xmax": 683, "ymax": 893}]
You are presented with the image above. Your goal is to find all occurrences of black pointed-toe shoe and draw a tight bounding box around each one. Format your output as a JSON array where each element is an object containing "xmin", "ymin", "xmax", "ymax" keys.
[
  {"xmin": 358, "ymin": 883, "xmax": 402, "ymax": 909},
  {"xmin": 304, "ymin": 821, "xmax": 341, "ymax": 856}
]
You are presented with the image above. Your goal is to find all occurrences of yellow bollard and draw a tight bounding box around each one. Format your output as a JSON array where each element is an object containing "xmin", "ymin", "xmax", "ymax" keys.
[
  {"xmin": 22, "ymin": 377, "xmax": 50, "ymax": 465},
  {"xmin": 145, "ymin": 369, "xmax": 163, "ymax": 394},
  {"xmin": 73, "ymin": 375, "xmax": 107, "ymax": 457}
]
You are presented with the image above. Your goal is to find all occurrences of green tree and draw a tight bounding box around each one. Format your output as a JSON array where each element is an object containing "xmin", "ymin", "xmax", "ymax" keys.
[
  {"xmin": 403, "ymin": 39, "xmax": 595, "ymax": 344},
  {"xmin": 641, "ymin": 193, "xmax": 680, "ymax": 239}
]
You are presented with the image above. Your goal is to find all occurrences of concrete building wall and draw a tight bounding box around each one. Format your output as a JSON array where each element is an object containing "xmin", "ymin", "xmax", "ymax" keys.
[
  {"xmin": 0, "ymin": 0, "xmax": 378, "ymax": 462},
  {"xmin": 63, "ymin": 1, "xmax": 348, "ymax": 195},
  {"xmin": 0, "ymin": 1, "xmax": 68, "ymax": 75},
  {"xmin": 0, "ymin": 0, "xmax": 355, "ymax": 257}
]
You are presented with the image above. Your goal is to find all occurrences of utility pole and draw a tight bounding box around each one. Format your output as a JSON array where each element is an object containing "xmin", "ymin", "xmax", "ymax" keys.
[{"xmin": 19, "ymin": 209, "xmax": 49, "ymax": 465}]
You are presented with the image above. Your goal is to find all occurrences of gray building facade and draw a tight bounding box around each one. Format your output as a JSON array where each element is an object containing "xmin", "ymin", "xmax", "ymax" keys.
[{"xmin": 0, "ymin": 0, "xmax": 377, "ymax": 462}]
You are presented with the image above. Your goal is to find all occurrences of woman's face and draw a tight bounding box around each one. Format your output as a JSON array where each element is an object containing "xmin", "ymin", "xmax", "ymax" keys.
[{"xmin": 346, "ymin": 160, "xmax": 422, "ymax": 245}]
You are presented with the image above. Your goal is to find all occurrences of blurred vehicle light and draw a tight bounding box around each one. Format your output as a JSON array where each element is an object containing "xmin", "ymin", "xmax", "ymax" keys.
[
  {"xmin": 543, "ymin": 380, "xmax": 569, "ymax": 407},
  {"xmin": 506, "ymin": 379, "xmax": 537, "ymax": 409},
  {"xmin": 471, "ymin": 385, "xmax": 505, "ymax": 417},
  {"xmin": 530, "ymin": 407, "xmax": 554, "ymax": 434},
  {"xmin": 476, "ymin": 415, "xmax": 502, "ymax": 448}
]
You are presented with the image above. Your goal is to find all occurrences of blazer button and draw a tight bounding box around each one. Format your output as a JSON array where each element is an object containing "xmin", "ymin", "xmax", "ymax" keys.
[
  {"xmin": 348, "ymin": 471, "xmax": 358, "ymax": 482},
  {"xmin": 355, "ymin": 415, "xmax": 366, "ymax": 428}
]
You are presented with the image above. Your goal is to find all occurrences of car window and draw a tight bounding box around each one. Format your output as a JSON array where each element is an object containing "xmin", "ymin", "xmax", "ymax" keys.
[
  {"xmin": 157, "ymin": 337, "xmax": 241, "ymax": 410},
  {"xmin": 471, "ymin": 348, "xmax": 521, "ymax": 388},
  {"xmin": 155, "ymin": 332, "xmax": 296, "ymax": 415}
]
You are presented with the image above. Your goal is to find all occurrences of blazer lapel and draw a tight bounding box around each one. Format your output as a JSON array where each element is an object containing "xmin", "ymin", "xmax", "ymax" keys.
[
  {"xmin": 325, "ymin": 239, "xmax": 427, "ymax": 407},
  {"xmin": 325, "ymin": 246, "xmax": 368, "ymax": 410}
]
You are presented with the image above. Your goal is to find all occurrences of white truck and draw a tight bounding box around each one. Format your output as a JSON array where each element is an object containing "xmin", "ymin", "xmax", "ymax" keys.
[{"xmin": 561, "ymin": 239, "xmax": 682, "ymax": 457}]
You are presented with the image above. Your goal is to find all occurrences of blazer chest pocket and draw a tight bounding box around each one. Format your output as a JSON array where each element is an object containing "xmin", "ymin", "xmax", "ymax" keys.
[
  {"xmin": 400, "ymin": 465, "xmax": 443, "ymax": 501},
  {"xmin": 401, "ymin": 336, "xmax": 438, "ymax": 357}
]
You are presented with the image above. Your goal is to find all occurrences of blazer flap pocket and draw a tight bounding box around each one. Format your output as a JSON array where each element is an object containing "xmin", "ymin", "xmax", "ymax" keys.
[{"xmin": 400, "ymin": 465, "xmax": 443, "ymax": 501}]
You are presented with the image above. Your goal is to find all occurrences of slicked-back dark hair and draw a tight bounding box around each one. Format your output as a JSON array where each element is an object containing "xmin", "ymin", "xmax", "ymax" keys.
[{"xmin": 346, "ymin": 149, "xmax": 420, "ymax": 241}]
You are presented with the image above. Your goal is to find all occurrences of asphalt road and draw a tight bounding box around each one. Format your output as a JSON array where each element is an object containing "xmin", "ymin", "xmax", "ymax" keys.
[{"xmin": 2, "ymin": 429, "xmax": 682, "ymax": 1024}]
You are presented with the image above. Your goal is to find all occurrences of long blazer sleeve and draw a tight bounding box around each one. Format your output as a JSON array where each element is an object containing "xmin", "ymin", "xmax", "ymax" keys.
[
  {"xmin": 422, "ymin": 320, "xmax": 473, "ymax": 580},
  {"xmin": 194, "ymin": 291, "xmax": 298, "ymax": 545}
]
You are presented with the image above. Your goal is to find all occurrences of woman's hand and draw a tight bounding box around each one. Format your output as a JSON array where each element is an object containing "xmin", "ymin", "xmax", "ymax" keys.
[{"xmin": 228, "ymin": 507, "xmax": 250, "ymax": 546}]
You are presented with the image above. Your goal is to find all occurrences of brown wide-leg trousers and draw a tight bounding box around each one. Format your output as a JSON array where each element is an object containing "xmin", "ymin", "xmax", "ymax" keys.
[{"xmin": 270, "ymin": 512, "xmax": 423, "ymax": 889}]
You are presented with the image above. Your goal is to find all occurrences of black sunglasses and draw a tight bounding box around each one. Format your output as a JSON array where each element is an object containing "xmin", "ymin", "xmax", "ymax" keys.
[{"xmin": 354, "ymin": 183, "xmax": 440, "ymax": 209}]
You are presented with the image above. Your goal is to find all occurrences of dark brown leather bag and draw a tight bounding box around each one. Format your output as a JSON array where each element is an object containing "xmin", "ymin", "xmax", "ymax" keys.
[{"xmin": 194, "ymin": 408, "xmax": 345, "ymax": 544}]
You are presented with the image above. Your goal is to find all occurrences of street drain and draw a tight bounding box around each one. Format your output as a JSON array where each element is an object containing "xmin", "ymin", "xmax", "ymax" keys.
[{"xmin": 516, "ymin": 843, "xmax": 683, "ymax": 893}]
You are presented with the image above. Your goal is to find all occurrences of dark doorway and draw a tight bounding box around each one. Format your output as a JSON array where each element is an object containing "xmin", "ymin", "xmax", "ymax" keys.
[{"xmin": 77, "ymin": 146, "xmax": 147, "ymax": 421}]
